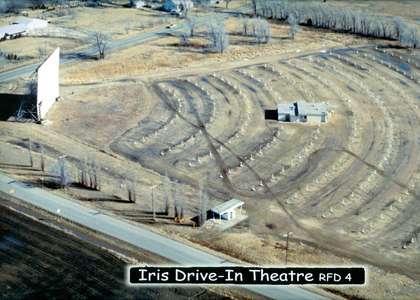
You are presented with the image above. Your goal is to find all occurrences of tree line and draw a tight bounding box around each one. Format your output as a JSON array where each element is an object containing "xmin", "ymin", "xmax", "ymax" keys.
[
  {"xmin": 256, "ymin": 0, "xmax": 420, "ymax": 48},
  {"xmin": 0, "ymin": 0, "xmax": 111, "ymax": 13}
]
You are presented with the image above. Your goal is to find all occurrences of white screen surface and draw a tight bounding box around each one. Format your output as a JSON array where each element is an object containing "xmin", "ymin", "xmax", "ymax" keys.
[{"xmin": 37, "ymin": 47, "xmax": 60, "ymax": 120}]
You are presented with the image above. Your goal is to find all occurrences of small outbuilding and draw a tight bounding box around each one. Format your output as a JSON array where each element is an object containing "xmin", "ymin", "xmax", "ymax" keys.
[
  {"xmin": 210, "ymin": 198, "xmax": 244, "ymax": 221},
  {"xmin": 0, "ymin": 18, "xmax": 48, "ymax": 41},
  {"xmin": 163, "ymin": 0, "xmax": 193, "ymax": 13},
  {"xmin": 277, "ymin": 100, "xmax": 329, "ymax": 123},
  {"xmin": 130, "ymin": 0, "xmax": 146, "ymax": 8},
  {"xmin": 0, "ymin": 24, "xmax": 26, "ymax": 40}
]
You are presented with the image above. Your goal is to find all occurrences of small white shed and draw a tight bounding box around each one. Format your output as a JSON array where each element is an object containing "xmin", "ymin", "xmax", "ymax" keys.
[
  {"xmin": 210, "ymin": 198, "xmax": 244, "ymax": 221},
  {"xmin": 132, "ymin": 0, "xmax": 146, "ymax": 8}
]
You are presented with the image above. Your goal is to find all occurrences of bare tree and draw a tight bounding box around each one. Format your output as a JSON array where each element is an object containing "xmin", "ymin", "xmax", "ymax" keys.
[
  {"xmin": 172, "ymin": 184, "xmax": 184, "ymax": 220},
  {"xmin": 287, "ymin": 14, "xmax": 299, "ymax": 39},
  {"xmin": 197, "ymin": 183, "xmax": 208, "ymax": 227},
  {"xmin": 78, "ymin": 157, "xmax": 88, "ymax": 187},
  {"xmin": 186, "ymin": 17, "xmax": 198, "ymax": 37},
  {"xmin": 28, "ymin": 138, "xmax": 33, "ymax": 167},
  {"xmin": 257, "ymin": 0, "xmax": 420, "ymax": 48},
  {"xmin": 163, "ymin": 171, "xmax": 171, "ymax": 215},
  {"xmin": 173, "ymin": 188, "xmax": 179, "ymax": 219},
  {"xmin": 53, "ymin": 156, "xmax": 70, "ymax": 188},
  {"xmin": 180, "ymin": 202, "xmax": 184, "ymax": 220},
  {"xmin": 253, "ymin": 18, "xmax": 271, "ymax": 43},
  {"xmin": 241, "ymin": 17, "xmax": 250, "ymax": 36},
  {"xmin": 151, "ymin": 185, "xmax": 156, "ymax": 220},
  {"xmin": 225, "ymin": 0, "xmax": 231, "ymax": 9},
  {"xmin": 126, "ymin": 178, "xmax": 136, "ymax": 203},
  {"xmin": 78, "ymin": 156, "xmax": 100, "ymax": 190},
  {"xmin": 251, "ymin": 0, "xmax": 257, "ymax": 16},
  {"xmin": 207, "ymin": 21, "xmax": 229, "ymax": 53},
  {"xmin": 88, "ymin": 157, "xmax": 100, "ymax": 190},
  {"xmin": 38, "ymin": 46, "xmax": 47, "ymax": 59},
  {"xmin": 92, "ymin": 32, "xmax": 109, "ymax": 59},
  {"xmin": 40, "ymin": 144, "xmax": 45, "ymax": 172}
]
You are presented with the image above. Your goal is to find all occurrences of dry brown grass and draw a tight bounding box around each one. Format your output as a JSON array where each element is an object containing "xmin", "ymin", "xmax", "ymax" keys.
[{"xmin": 61, "ymin": 18, "xmax": 360, "ymax": 84}]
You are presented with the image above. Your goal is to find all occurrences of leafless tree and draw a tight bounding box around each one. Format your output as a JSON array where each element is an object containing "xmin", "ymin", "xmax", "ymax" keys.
[
  {"xmin": 40, "ymin": 144, "xmax": 45, "ymax": 172},
  {"xmin": 87, "ymin": 157, "xmax": 100, "ymax": 190},
  {"xmin": 92, "ymin": 32, "xmax": 109, "ymax": 59},
  {"xmin": 53, "ymin": 156, "xmax": 70, "ymax": 188},
  {"xmin": 172, "ymin": 184, "xmax": 184, "ymax": 220},
  {"xmin": 78, "ymin": 157, "xmax": 88, "ymax": 187},
  {"xmin": 257, "ymin": 0, "xmax": 420, "ymax": 48},
  {"xmin": 173, "ymin": 185, "xmax": 179, "ymax": 219},
  {"xmin": 225, "ymin": 0, "xmax": 231, "ymax": 9},
  {"xmin": 38, "ymin": 45, "xmax": 47, "ymax": 59},
  {"xmin": 207, "ymin": 21, "xmax": 229, "ymax": 53},
  {"xmin": 163, "ymin": 171, "xmax": 171, "ymax": 215},
  {"xmin": 151, "ymin": 185, "xmax": 157, "ymax": 220},
  {"xmin": 253, "ymin": 18, "xmax": 271, "ymax": 43},
  {"xmin": 126, "ymin": 177, "xmax": 136, "ymax": 203},
  {"xmin": 186, "ymin": 17, "xmax": 198, "ymax": 37},
  {"xmin": 287, "ymin": 14, "xmax": 299, "ymax": 39},
  {"xmin": 251, "ymin": 0, "xmax": 257, "ymax": 16},
  {"xmin": 78, "ymin": 156, "xmax": 100, "ymax": 190},
  {"xmin": 28, "ymin": 138, "xmax": 33, "ymax": 167},
  {"xmin": 241, "ymin": 17, "xmax": 250, "ymax": 36},
  {"xmin": 180, "ymin": 202, "xmax": 184, "ymax": 219},
  {"xmin": 197, "ymin": 183, "xmax": 208, "ymax": 227}
]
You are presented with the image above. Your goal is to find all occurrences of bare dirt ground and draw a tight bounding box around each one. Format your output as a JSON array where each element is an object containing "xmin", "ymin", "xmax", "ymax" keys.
[{"xmin": 1, "ymin": 3, "xmax": 420, "ymax": 300}]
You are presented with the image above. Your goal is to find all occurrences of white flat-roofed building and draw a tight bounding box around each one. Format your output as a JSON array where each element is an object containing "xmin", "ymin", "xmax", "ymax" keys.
[
  {"xmin": 210, "ymin": 198, "xmax": 244, "ymax": 221},
  {"xmin": 278, "ymin": 100, "xmax": 330, "ymax": 123},
  {"xmin": 0, "ymin": 24, "xmax": 27, "ymax": 40},
  {"xmin": 1, "ymin": 18, "xmax": 48, "ymax": 41}
]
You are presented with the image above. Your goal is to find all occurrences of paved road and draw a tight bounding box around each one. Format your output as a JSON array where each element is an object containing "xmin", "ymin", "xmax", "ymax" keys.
[
  {"xmin": 0, "ymin": 23, "xmax": 184, "ymax": 83},
  {"xmin": 0, "ymin": 172, "xmax": 328, "ymax": 300},
  {"xmin": 0, "ymin": 6, "xmax": 252, "ymax": 83}
]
